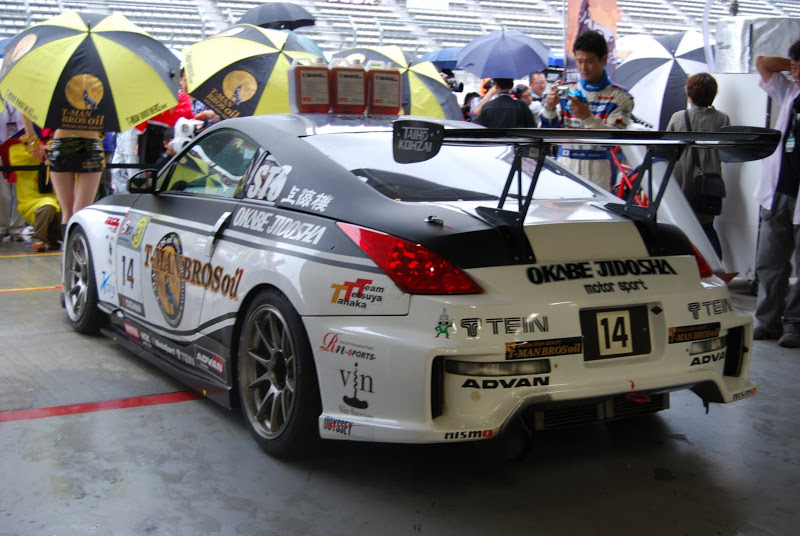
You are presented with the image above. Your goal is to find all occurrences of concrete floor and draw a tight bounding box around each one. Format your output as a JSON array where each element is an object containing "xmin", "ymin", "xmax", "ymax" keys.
[{"xmin": 0, "ymin": 236, "xmax": 798, "ymax": 536}]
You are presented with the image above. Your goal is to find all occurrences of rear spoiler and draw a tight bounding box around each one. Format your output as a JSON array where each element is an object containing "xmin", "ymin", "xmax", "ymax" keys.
[{"xmin": 392, "ymin": 120, "xmax": 780, "ymax": 226}]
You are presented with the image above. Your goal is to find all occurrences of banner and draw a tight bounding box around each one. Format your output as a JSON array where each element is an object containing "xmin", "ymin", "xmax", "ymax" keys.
[{"xmin": 565, "ymin": 0, "xmax": 619, "ymax": 81}]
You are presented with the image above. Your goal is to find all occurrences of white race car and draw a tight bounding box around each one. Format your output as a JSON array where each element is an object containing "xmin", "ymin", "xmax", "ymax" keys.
[{"xmin": 62, "ymin": 114, "xmax": 778, "ymax": 457}]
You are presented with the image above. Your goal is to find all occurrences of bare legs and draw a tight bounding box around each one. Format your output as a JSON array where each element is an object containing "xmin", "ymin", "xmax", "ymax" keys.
[{"xmin": 50, "ymin": 170, "xmax": 102, "ymax": 223}]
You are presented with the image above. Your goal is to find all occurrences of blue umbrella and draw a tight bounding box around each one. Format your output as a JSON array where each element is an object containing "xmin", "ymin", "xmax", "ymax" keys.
[
  {"xmin": 284, "ymin": 30, "xmax": 324, "ymax": 59},
  {"xmin": 420, "ymin": 47, "xmax": 462, "ymax": 70},
  {"xmin": 0, "ymin": 37, "xmax": 11, "ymax": 58},
  {"xmin": 456, "ymin": 30, "xmax": 549, "ymax": 79}
]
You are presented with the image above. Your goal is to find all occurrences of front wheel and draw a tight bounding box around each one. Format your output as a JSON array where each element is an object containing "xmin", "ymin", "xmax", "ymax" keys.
[
  {"xmin": 237, "ymin": 290, "xmax": 321, "ymax": 458},
  {"xmin": 63, "ymin": 227, "xmax": 106, "ymax": 334}
]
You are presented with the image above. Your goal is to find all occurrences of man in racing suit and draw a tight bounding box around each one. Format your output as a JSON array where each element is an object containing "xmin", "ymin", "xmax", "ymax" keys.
[{"xmin": 540, "ymin": 30, "xmax": 634, "ymax": 190}]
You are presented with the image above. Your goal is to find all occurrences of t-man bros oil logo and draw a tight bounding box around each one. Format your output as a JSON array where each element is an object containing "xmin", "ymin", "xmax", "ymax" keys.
[{"xmin": 145, "ymin": 233, "xmax": 244, "ymax": 327}]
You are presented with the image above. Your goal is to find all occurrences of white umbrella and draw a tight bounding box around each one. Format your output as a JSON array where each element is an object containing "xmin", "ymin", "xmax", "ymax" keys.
[{"xmin": 613, "ymin": 31, "xmax": 711, "ymax": 130}]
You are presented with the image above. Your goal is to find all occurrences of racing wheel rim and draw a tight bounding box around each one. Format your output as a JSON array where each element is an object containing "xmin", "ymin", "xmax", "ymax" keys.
[
  {"xmin": 64, "ymin": 231, "xmax": 91, "ymax": 322},
  {"xmin": 239, "ymin": 302, "xmax": 298, "ymax": 440}
]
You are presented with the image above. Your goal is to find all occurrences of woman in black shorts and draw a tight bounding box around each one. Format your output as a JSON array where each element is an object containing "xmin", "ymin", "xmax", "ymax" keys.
[{"xmin": 24, "ymin": 117, "xmax": 104, "ymax": 228}]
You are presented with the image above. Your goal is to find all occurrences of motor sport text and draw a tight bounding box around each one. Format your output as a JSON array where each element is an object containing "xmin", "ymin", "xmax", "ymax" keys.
[
  {"xmin": 397, "ymin": 126, "xmax": 434, "ymax": 152},
  {"xmin": 232, "ymin": 207, "xmax": 326, "ymax": 245},
  {"xmin": 143, "ymin": 244, "xmax": 243, "ymax": 300},
  {"xmin": 527, "ymin": 259, "xmax": 677, "ymax": 292}
]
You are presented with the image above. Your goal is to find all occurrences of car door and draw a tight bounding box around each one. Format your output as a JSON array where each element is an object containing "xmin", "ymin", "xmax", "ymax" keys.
[{"xmin": 115, "ymin": 129, "xmax": 259, "ymax": 357}]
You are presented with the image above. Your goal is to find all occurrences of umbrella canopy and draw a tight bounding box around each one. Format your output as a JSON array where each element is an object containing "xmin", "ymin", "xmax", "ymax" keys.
[
  {"xmin": 331, "ymin": 46, "xmax": 461, "ymax": 120},
  {"xmin": 0, "ymin": 11, "xmax": 180, "ymax": 131},
  {"xmin": 182, "ymin": 24, "xmax": 323, "ymax": 119},
  {"xmin": 237, "ymin": 2, "xmax": 315, "ymax": 30},
  {"xmin": 420, "ymin": 47, "xmax": 462, "ymax": 71},
  {"xmin": 613, "ymin": 31, "xmax": 711, "ymax": 130},
  {"xmin": 456, "ymin": 30, "xmax": 549, "ymax": 79},
  {"xmin": 0, "ymin": 37, "xmax": 11, "ymax": 58}
]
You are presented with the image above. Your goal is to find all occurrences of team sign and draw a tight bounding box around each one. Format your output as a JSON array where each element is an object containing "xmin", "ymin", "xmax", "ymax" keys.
[{"xmin": 527, "ymin": 258, "xmax": 677, "ymax": 284}]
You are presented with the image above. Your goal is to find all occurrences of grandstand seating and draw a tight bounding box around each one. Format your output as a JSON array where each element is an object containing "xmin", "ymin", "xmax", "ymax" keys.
[{"xmin": 2, "ymin": 0, "xmax": 799, "ymax": 59}]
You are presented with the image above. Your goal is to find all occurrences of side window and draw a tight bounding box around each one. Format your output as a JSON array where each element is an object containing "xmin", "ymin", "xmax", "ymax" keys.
[{"xmin": 161, "ymin": 129, "xmax": 258, "ymax": 197}]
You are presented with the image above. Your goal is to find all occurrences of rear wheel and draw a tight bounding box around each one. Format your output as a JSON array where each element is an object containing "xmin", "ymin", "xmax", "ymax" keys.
[
  {"xmin": 237, "ymin": 290, "xmax": 321, "ymax": 458},
  {"xmin": 63, "ymin": 227, "xmax": 106, "ymax": 334}
]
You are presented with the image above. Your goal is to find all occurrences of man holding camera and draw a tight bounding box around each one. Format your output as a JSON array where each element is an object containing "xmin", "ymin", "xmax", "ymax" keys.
[{"xmin": 541, "ymin": 30, "xmax": 634, "ymax": 190}]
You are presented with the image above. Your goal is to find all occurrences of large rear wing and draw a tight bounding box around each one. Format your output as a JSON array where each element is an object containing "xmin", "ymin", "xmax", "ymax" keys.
[{"xmin": 391, "ymin": 120, "xmax": 780, "ymax": 227}]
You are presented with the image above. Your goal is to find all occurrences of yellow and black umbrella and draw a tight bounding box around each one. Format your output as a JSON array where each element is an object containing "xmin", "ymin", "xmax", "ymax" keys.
[
  {"xmin": 0, "ymin": 11, "xmax": 180, "ymax": 131},
  {"xmin": 331, "ymin": 46, "xmax": 462, "ymax": 120},
  {"xmin": 182, "ymin": 24, "xmax": 323, "ymax": 119}
]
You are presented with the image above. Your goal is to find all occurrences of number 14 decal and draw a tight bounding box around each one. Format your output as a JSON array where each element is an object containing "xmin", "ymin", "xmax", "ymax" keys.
[
  {"xmin": 121, "ymin": 255, "xmax": 135, "ymax": 288},
  {"xmin": 596, "ymin": 310, "xmax": 632, "ymax": 356}
]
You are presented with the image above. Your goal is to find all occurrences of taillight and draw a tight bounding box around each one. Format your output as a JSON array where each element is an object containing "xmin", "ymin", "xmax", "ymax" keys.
[
  {"xmin": 337, "ymin": 222, "xmax": 483, "ymax": 295},
  {"xmin": 692, "ymin": 244, "xmax": 713, "ymax": 278}
]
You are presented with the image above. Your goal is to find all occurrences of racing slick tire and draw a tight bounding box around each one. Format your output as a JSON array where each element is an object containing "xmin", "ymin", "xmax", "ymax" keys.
[
  {"xmin": 63, "ymin": 226, "xmax": 106, "ymax": 335},
  {"xmin": 237, "ymin": 289, "xmax": 321, "ymax": 458}
]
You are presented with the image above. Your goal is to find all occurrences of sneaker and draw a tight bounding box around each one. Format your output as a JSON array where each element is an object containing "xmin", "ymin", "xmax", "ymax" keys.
[
  {"xmin": 32, "ymin": 240, "xmax": 47, "ymax": 252},
  {"xmin": 47, "ymin": 241, "xmax": 62, "ymax": 251},
  {"xmin": 9, "ymin": 233, "xmax": 25, "ymax": 242},
  {"xmin": 753, "ymin": 326, "xmax": 780, "ymax": 340},
  {"xmin": 778, "ymin": 332, "xmax": 800, "ymax": 348}
]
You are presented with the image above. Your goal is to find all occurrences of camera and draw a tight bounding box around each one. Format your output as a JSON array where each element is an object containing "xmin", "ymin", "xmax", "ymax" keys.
[
  {"xmin": 446, "ymin": 77, "xmax": 464, "ymax": 92},
  {"xmin": 483, "ymin": 79, "xmax": 495, "ymax": 91},
  {"xmin": 557, "ymin": 86, "xmax": 588, "ymax": 103}
]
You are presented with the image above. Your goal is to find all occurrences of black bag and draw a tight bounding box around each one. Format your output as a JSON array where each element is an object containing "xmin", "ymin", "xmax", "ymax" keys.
[
  {"xmin": 694, "ymin": 172, "xmax": 725, "ymax": 216},
  {"xmin": 37, "ymin": 164, "xmax": 52, "ymax": 194},
  {"xmin": 685, "ymin": 110, "xmax": 725, "ymax": 216}
]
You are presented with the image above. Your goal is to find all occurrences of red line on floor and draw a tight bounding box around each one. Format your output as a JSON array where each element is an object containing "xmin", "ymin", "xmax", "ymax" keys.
[
  {"xmin": 0, "ymin": 252, "xmax": 61, "ymax": 259},
  {"xmin": 0, "ymin": 391, "xmax": 204, "ymax": 423},
  {"xmin": 0, "ymin": 285, "xmax": 62, "ymax": 293}
]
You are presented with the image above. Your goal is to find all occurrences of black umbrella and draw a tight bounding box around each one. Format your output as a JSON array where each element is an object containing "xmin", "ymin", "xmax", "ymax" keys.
[
  {"xmin": 237, "ymin": 2, "xmax": 315, "ymax": 31},
  {"xmin": 613, "ymin": 31, "xmax": 710, "ymax": 130}
]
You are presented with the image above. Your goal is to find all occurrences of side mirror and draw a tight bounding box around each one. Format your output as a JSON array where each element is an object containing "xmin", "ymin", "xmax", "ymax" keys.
[{"xmin": 128, "ymin": 169, "xmax": 157, "ymax": 194}]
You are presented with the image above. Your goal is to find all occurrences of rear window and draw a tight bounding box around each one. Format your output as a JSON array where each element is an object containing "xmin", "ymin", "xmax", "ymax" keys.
[{"xmin": 303, "ymin": 132, "xmax": 603, "ymax": 203}]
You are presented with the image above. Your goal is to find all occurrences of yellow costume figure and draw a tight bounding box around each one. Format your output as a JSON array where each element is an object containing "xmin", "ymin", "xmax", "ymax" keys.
[{"xmin": 9, "ymin": 143, "xmax": 62, "ymax": 251}]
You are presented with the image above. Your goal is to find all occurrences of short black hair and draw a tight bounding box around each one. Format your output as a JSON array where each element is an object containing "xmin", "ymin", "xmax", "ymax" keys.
[
  {"xmin": 789, "ymin": 39, "xmax": 800, "ymax": 62},
  {"xmin": 573, "ymin": 30, "xmax": 608, "ymax": 59},
  {"xmin": 494, "ymin": 78, "xmax": 514, "ymax": 90},
  {"xmin": 686, "ymin": 72, "xmax": 718, "ymax": 107},
  {"xmin": 163, "ymin": 127, "xmax": 175, "ymax": 141}
]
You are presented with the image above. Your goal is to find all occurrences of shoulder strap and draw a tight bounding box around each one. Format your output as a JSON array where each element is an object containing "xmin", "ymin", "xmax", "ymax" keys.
[{"xmin": 685, "ymin": 110, "xmax": 703, "ymax": 173}]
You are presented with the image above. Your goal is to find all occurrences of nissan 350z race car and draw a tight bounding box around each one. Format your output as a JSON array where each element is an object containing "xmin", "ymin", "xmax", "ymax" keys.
[{"xmin": 61, "ymin": 114, "xmax": 779, "ymax": 457}]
